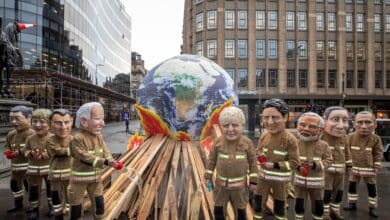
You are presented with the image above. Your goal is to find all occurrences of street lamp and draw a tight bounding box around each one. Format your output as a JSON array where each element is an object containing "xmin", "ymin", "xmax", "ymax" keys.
[
  {"xmin": 296, "ymin": 44, "xmax": 304, "ymax": 92},
  {"xmin": 95, "ymin": 63, "xmax": 104, "ymax": 85},
  {"xmin": 341, "ymin": 72, "xmax": 346, "ymax": 107}
]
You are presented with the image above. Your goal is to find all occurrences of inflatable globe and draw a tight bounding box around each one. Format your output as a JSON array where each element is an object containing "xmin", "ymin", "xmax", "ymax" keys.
[{"xmin": 136, "ymin": 54, "xmax": 238, "ymax": 140}]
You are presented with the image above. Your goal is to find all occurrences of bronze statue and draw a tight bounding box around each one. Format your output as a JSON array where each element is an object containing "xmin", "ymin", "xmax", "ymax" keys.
[{"xmin": 0, "ymin": 20, "xmax": 36, "ymax": 98}]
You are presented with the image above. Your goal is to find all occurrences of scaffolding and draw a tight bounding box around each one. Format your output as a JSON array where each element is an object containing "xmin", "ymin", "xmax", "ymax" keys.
[{"xmin": 10, "ymin": 68, "xmax": 135, "ymax": 122}]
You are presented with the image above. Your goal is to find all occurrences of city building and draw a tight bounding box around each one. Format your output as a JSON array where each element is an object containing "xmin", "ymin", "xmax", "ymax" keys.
[
  {"xmin": 0, "ymin": 0, "xmax": 133, "ymax": 126},
  {"xmin": 182, "ymin": 0, "xmax": 390, "ymax": 132},
  {"xmin": 130, "ymin": 52, "xmax": 147, "ymax": 99}
]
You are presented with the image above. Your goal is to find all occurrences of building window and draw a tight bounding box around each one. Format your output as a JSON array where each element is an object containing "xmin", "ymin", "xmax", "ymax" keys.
[
  {"xmin": 268, "ymin": 11, "xmax": 278, "ymax": 30},
  {"xmin": 225, "ymin": 40, "xmax": 235, "ymax": 58},
  {"xmin": 226, "ymin": 68, "xmax": 235, "ymax": 82},
  {"xmin": 238, "ymin": 68, "xmax": 248, "ymax": 87},
  {"xmin": 299, "ymin": 70, "xmax": 307, "ymax": 88},
  {"xmin": 345, "ymin": 0, "xmax": 352, "ymax": 3},
  {"xmin": 358, "ymin": 71, "xmax": 365, "ymax": 88},
  {"xmin": 298, "ymin": 41, "xmax": 307, "ymax": 59},
  {"xmin": 286, "ymin": 11, "xmax": 295, "ymax": 30},
  {"xmin": 357, "ymin": 42, "xmax": 365, "ymax": 60},
  {"xmin": 207, "ymin": 11, "xmax": 217, "ymax": 29},
  {"xmin": 287, "ymin": 70, "xmax": 295, "ymax": 88},
  {"xmin": 375, "ymin": 0, "xmax": 381, "ymax": 4},
  {"xmin": 196, "ymin": 41, "xmax": 203, "ymax": 56},
  {"xmin": 196, "ymin": 13, "xmax": 204, "ymax": 32},
  {"xmin": 316, "ymin": 13, "xmax": 324, "ymax": 31},
  {"xmin": 375, "ymin": 14, "xmax": 381, "ymax": 32},
  {"xmin": 195, "ymin": 0, "xmax": 204, "ymax": 4},
  {"xmin": 375, "ymin": 71, "xmax": 383, "ymax": 88},
  {"xmin": 386, "ymin": 15, "xmax": 390, "ymax": 32},
  {"xmin": 238, "ymin": 11, "xmax": 248, "ymax": 29},
  {"xmin": 256, "ymin": 11, "xmax": 265, "ymax": 29},
  {"xmin": 346, "ymin": 42, "xmax": 353, "ymax": 61},
  {"xmin": 375, "ymin": 43, "xmax": 381, "ymax": 61},
  {"xmin": 328, "ymin": 70, "xmax": 337, "ymax": 88},
  {"xmin": 269, "ymin": 69, "xmax": 278, "ymax": 87},
  {"xmin": 317, "ymin": 70, "xmax": 325, "ymax": 88},
  {"xmin": 328, "ymin": 41, "xmax": 336, "ymax": 60},
  {"xmin": 268, "ymin": 40, "xmax": 278, "ymax": 59},
  {"xmin": 328, "ymin": 13, "xmax": 336, "ymax": 31},
  {"xmin": 387, "ymin": 71, "xmax": 390, "ymax": 88},
  {"xmin": 298, "ymin": 12, "xmax": 307, "ymax": 30},
  {"xmin": 346, "ymin": 70, "xmax": 354, "ymax": 88},
  {"xmin": 356, "ymin": 0, "xmax": 363, "ymax": 3},
  {"xmin": 207, "ymin": 40, "xmax": 217, "ymax": 58},
  {"xmin": 345, "ymin": 13, "xmax": 353, "ymax": 32},
  {"xmin": 317, "ymin": 41, "xmax": 325, "ymax": 60},
  {"xmin": 225, "ymin": 10, "xmax": 235, "ymax": 29},
  {"xmin": 356, "ymin": 13, "xmax": 364, "ymax": 32},
  {"xmin": 286, "ymin": 40, "xmax": 295, "ymax": 59},
  {"xmin": 256, "ymin": 69, "xmax": 265, "ymax": 87},
  {"xmin": 256, "ymin": 40, "xmax": 265, "ymax": 59},
  {"xmin": 237, "ymin": 40, "xmax": 247, "ymax": 58}
]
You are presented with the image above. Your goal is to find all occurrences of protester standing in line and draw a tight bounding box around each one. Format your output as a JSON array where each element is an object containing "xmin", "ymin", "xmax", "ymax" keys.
[
  {"xmin": 253, "ymin": 98, "xmax": 299, "ymax": 220},
  {"xmin": 205, "ymin": 106, "xmax": 258, "ymax": 220},
  {"xmin": 321, "ymin": 106, "xmax": 352, "ymax": 220},
  {"xmin": 344, "ymin": 111, "xmax": 383, "ymax": 218},
  {"xmin": 4, "ymin": 105, "xmax": 35, "ymax": 212}
]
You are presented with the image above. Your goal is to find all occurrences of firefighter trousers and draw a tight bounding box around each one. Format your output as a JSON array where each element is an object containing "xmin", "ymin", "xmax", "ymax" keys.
[
  {"xmin": 51, "ymin": 179, "xmax": 70, "ymax": 216},
  {"xmin": 294, "ymin": 185, "xmax": 324, "ymax": 220},
  {"xmin": 254, "ymin": 179, "xmax": 287, "ymax": 220},
  {"xmin": 68, "ymin": 181, "xmax": 104, "ymax": 220},
  {"xmin": 10, "ymin": 170, "xmax": 27, "ymax": 201},
  {"xmin": 27, "ymin": 174, "xmax": 51, "ymax": 208},
  {"xmin": 347, "ymin": 175, "xmax": 377, "ymax": 208},
  {"xmin": 324, "ymin": 172, "xmax": 344, "ymax": 216}
]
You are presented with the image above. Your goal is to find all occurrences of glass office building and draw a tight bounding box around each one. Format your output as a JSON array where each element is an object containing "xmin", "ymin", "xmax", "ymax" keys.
[{"xmin": 0, "ymin": 0, "xmax": 131, "ymax": 86}]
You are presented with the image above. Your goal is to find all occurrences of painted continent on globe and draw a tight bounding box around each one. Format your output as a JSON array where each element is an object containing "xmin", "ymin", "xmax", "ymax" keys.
[{"xmin": 136, "ymin": 54, "xmax": 238, "ymax": 140}]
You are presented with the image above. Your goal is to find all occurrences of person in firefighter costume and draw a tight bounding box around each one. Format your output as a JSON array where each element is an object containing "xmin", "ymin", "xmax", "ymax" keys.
[
  {"xmin": 253, "ymin": 98, "xmax": 299, "ymax": 220},
  {"xmin": 343, "ymin": 111, "xmax": 383, "ymax": 218},
  {"xmin": 321, "ymin": 106, "xmax": 352, "ymax": 220},
  {"xmin": 23, "ymin": 108, "xmax": 53, "ymax": 219},
  {"xmin": 46, "ymin": 109, "xmax": 74, "ymax": 220},
  {"xmin": 68, "ymin": 102, "xmax": 123, "ymax": 220},
  {"xmin": 294, "ymin": 112, "xmax": 332, "ymax": 220},
  {"xmin": 4, "ymin": 105, "xmax": 35, "ymax": 212},
  {"xmin": 205, "ymin": 106, "xmax": 258, "ymax": 220}
]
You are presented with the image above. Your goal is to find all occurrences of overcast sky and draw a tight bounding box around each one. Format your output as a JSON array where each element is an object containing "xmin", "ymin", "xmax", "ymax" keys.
[{"xmin": 122, "ymin": 0, "xmax": 184, "ymax": 70}]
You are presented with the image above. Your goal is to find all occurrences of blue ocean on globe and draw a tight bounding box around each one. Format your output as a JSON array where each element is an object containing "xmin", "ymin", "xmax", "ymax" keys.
[{"xmin": 136, "ymin": 54, "xmax": 238, "ymax": 140}]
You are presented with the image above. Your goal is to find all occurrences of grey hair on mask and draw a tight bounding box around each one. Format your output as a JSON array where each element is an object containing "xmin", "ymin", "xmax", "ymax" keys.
[
  {"xmin": 261, "ymin": 98, "xmax": 289, "ymax": 116},
  {"xmin": 219, "ymin": 106, "xmax": 245, "ymax": 125},
  {"xmin": 75, "ymin": 102, "xmax": 103, "ymax": 128},
  {"xmin": 298, "ymin": 112, "xmax": 325, "ymax": 128}
]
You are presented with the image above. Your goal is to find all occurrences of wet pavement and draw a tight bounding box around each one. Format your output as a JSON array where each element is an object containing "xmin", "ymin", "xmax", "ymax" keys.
[{"xmin": 0, "ymin": 120, "xmax": 390, "ymax": 219}]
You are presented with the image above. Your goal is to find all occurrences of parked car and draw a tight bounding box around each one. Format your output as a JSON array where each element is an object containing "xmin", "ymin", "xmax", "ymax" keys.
[{"xmin": 376, "ymin": 119, "xmax": 390, "ymax": 161}]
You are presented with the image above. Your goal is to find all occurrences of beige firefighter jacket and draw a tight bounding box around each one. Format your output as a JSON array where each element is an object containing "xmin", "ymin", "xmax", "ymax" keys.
[
  {"xmin": 23, "ymin": 132, "xmax": 52, "ymax": 175},
  {"xmin": 256, "ymin": 130, "xmax": 299, "ymax": 183},
  {"xmin": 294, "ymin": 139, "xmax": 332, "ymax": 188},
  {"xmin": 205, "ymin": 136, "xmax": 258, "ymax": 189},
  {"xmin": 70, "ymin": 130, "xmax": 113, "ymax": 183},
  {"xmin": 348, "ymin": 132, "xmax": 383, "ymax": 177},
  {"xmin": 47, "ymin": 135, "xmax": 73, "ymax": 180},
  {"xmin": 4, "ymin": 128, "xmax": 35, "ymax": 171},
  {"xmin": 321, "ymin": 132, "xmax": 352, "ymax": 174}
]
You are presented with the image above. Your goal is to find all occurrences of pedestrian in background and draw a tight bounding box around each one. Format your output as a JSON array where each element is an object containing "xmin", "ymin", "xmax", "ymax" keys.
[
  {"xmin": 23, "ymin": 108, "xmax": 53, "ymax": 219},
  {"xmin": 205, "ymin": 106, "xmax": 258, "ymax": 220},
  {"xmin": 321, "ymin": 106, "xmax": 352, "ymax": 220},
  {"xmin": 122, "ymin": 111, "xmax": 130, "ymax": 132},
  {"xmin": 4, "ymin": 105, "xmax": 35, "ymax": 212},
  {"xmin": 47, "ymin": 109, "xmax": 74, "ymax": 220},
  {"xmin": 344, "ymin": 111, "xmax": 383, "ymax": 218},
  {"xmin": 294, "ymin": 112, "xmax": 332, "ymax": 220},
  {"xmin": 253, "ymin": 98, "xmax": 299, "ymax": 220}
]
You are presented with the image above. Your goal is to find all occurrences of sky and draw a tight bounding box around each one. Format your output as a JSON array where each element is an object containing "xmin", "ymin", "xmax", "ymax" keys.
[{"xmin": 122, "ymin": 0, "xmax": 185, "ymax": 70}]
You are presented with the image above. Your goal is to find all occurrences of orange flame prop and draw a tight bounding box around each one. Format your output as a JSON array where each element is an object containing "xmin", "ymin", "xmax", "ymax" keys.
[
  {"xmin": 200, "ymin": 98, "xmax": 234, "ymax": 141},
  {"xmin": 134, "ymin": 104, "xmax": 174, "ymax": 138},
  {"xmin": 176, "ymin": 131, "xmax": 192, "ymax": 141},
  {"xmin": 127, "ymin": 131, "xmax": 144, "ymax": 150}
]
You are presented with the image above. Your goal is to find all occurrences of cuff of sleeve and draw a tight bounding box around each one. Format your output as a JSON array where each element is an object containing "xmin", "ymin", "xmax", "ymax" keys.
[
  {"xmin": 274, "ymin": 162, "xmax": 280, "ymax": 169},
  {"xmin": 312, "ymin": 162, "xmax": 317, "ymax": 170},
  {"xmin": 67, "ymin": 148, "xmax": 71, "ymax": 156},
  {"xmin": 104, "ymin": 159, "xmax": 109, "ymax": 166},
  {"xmin": 250, "ymin": 182, "xmax": 257, "ymax": 185}
]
